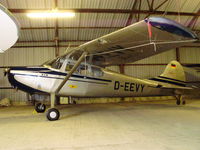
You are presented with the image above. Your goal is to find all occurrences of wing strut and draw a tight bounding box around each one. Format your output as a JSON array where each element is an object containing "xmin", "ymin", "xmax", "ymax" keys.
[
  {"xmin": 47, "ymin": 51, "xmax": 88, "ymax": 121},
  {"xmin": 55, "ymin": 51, "xmax": 88, "ymax": 95}
]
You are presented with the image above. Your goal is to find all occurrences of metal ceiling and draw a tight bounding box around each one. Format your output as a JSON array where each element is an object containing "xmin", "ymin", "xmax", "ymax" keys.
[{"xmin": 0, "ymin": 0, "xmax": 199, "ymax": 56}]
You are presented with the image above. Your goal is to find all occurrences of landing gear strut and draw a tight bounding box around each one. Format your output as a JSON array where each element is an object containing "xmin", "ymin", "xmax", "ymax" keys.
[
  {"xmin": 46, "ymin": 93, "xmax": 60, "ymax": 121},
  {"xmin": 46, "ymin": 51, "xmax": 88, "ymax": 121},
  {"xmin": 175, "ymin": 95, "xmax": 186, "ymax": 105}
]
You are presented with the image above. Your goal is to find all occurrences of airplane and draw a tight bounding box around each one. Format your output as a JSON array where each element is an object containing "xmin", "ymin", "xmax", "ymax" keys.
[{"xmin": 4, "ymin": 16, "xmax": 198, "ymax": 121}]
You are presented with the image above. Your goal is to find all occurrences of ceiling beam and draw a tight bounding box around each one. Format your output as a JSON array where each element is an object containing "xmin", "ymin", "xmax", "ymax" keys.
[
  {"xmin": 8, "ymin": 8, "xmax": 200, "ymax": 16},
  {"xmin": 15, "ymin": 38, "xmax": 200, "ymax": 46},
  {"xmin": 21, "ymin": 26, "xmax": 122, "ymax": 30},
  {"xmin": 54, "ymin": 0, "xmax": 59, "ymax": 56},
  {"xmin": 187, "ymin": 8, "xmax": 200, "ymax": 29},
  {"xmin": 150, "ymin": 0, "xmax": 155, "ymax": 11},
  {"xmin": 154, "ymin": 0, "xmax": 169, "ymax": 11},
  {"xmin": 17, "ymin": 40, "xmax": 89, "ymax": 43},
  {"xmin": 126, "ymin": 0, "xmax": 139, "ymax": 26},
  {"xmin": 12, "ymin": 45, "xmax": 79, "ymax": 48},
  {"xmin": 137, "ymin": 0, "xmax": 142, "ymax": 21},
  {"xmin": 12, "ymin": 44, "xmax": 200, "ymax": 48},
  {"xmin": 147, "ymin": 0, "xmax": 151, "ymax": 10},
  {"xmin": 19, "ymin": 26, "xmax": 200, "ymax": 33},
  {"xmin": 144, "ymin": 0, "xmax": 169, "ymax": 19}
]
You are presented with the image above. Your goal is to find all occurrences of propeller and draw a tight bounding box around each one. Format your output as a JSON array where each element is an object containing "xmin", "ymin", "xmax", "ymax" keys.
[{"xmin": 3, "ymin": 68, "xmax": 10, "ymax": 76}]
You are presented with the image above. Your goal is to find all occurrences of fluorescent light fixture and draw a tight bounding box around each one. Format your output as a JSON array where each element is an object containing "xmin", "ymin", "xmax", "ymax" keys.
[
  {"xmin": 27, "ymin": 11, "xmax": 75, "ymax": 18},
  {"xmin": 0, "ymin": 4, "xmax": 19, "ymax": 52},
  {"xmin": 0, "ymin": 48, "xmax": 3, "ymax": 53}
]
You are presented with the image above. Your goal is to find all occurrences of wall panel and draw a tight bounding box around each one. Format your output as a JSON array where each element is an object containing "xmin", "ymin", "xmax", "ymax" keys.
[
  {"xmin": 0, "ymin": 48, "xmax": 55, "ymax": 102},
  {"xmin": 1, "ymin": 47, "xmax": 200, "ymax": 103},
  {"xmin": 180, "ymin": 47, "xmax": 200, "ymax": 63}
]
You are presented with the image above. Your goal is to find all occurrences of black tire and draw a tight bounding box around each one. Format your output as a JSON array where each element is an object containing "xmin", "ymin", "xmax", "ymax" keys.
[
  {"xmin": 35, "ymin": 103, "xmax": 46, "ymax": 113},
  {"xmin": 182, "ymin": 101, "xmax": 186, "ymax": 105},
  {"xmin": 46, "ymin": 108, "xmax": 60, "ymax": 121},
  {"xmin": 176, "ymin": 100, "xmax": 181, "ymax": 105}
]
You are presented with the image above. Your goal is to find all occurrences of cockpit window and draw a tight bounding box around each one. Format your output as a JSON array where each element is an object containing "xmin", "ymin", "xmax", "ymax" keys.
[
  {"xmin": 69, "ymin": 50, "xmax": 83, "ymax": 61},
  {"xmin": 45, "ymin": 50, "xmax": 84, "ymax": 69},
  {"xmin": 44, "ymin": 50, "xmax": 104, "ymax": 78},
  {"xmin": 47, "ymin": 57, "xmax": 65, "ymax": 69},
  {"xmin": 91, "ymin": 66, "xmax": 104, "ymax": 77},
  {"xmin": 75, "ymin": 64, "xmax": 104, "ymax": 77}
]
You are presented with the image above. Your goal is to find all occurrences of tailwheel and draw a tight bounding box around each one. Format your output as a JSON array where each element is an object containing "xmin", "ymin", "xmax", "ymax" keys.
[
  {"xmin": 182, "ymin": 100, "xmax": 186, "ymax": 105},
  {"xmin": 176, "ymin": 100, "xmax": 181, "ymax": 105},
  {"xmin": 46, "ymin": 108, "xmax": 60, "ymax": 121},
  {"xmin": 175, "ymin": 95, "xmax": 186, "ymax": 105},
  {"xmin": 35, "ymin": 103, "xmax": 46, "ymax": 113}
]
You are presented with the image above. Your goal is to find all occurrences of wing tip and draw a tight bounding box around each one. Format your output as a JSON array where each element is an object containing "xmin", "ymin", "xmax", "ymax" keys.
[{"xmin": 145, "ymin": 16, "xmax": 198, "ymax": 40}]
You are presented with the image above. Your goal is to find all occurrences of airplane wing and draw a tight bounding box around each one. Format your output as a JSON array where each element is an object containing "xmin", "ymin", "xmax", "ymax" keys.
[
  {"xmin": 145, "ymin": 79, "xmax": 194, "ymax": 90},
  {"xmin": 72, "ymin": 16, "xmax": 198, "ymax": 66},
  {"xmin": 183, "ymin": 64, "xmax": 200, "ymax": 72}
]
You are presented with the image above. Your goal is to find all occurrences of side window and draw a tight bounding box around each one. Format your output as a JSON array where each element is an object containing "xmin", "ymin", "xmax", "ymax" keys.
[
  {"xmin": 78, "ymin": 64, "xmax": 88, "ymax": 75},
  {"xmin": 65, "ymin": 62, "xmax": 88, "ymax": 75},
  {"xmin": 91, "ymin": 67, "xmax": 104, "ymax": 77},
  {"xmin": 65, "ymin": 63, "xmax": 74, "ymax": 71},
  {"xmin": 49, "ymin": 58, "xmax": 64, "ymax": 69}
]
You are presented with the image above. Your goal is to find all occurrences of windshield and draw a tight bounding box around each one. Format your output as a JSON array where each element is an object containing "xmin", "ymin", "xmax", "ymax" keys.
[
  {"xmin": 47, "ymin": 57, "xmax": 65, "ymax": 69},
  {"xmin": 44, "ymin": 50, "xmax": 85, "ymax": 69},
  {"xmin": 43, "ymin": 50, "xmax": 104, "ymax": 78}
]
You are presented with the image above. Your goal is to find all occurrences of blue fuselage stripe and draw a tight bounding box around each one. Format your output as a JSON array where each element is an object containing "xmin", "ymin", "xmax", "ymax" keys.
[
  {"xmin": 12, "ymin": 73, "xmax": 110, "ymax": 85},
  {"xmin": 150, "ymin": 78, "xmax": 185, "ymax": 87},
  {"xmin": 158, "ymin": 76, "xmax": 186, "ymax": 83},
  {"xmin": 10, "ymin": 67, "xmax": 112, "ymax": 83}
]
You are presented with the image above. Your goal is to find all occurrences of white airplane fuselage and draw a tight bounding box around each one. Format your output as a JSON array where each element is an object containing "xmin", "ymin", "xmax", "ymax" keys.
[{"xmin": 7, "ymin": 65, "xmax": 174, "ymax": 98}]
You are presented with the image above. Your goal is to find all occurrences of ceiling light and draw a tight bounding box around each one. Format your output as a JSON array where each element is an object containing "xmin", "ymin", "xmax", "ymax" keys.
[
  {"xmin": 27, "ymin": 11, "xmax": 75, "ymax": 18},
  {"xmin": 0, "ymin": 4, "xmax": 19, "ymax": 52}
]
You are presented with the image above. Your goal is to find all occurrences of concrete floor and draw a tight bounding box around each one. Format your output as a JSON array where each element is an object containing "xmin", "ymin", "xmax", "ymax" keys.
[{"xmin": 0, "ymin": 100, "xmax": 200, "ymax": 150}]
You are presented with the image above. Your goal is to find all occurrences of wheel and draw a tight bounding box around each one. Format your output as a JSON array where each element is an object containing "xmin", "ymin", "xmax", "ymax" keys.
[
  {"xmin": 46, "ymin": 108, "xmax": 60, "ymax": 121},
  {"xmin": 35, "ymin": 103, "xmax": 46, "ymax": 113},
  {"xmin": 182, "ymin": 101, "xmax": 186, "ymax": 105},
  {"xmin": 176, "ymin": 100, "xmax": 181, "ymax": 105}
]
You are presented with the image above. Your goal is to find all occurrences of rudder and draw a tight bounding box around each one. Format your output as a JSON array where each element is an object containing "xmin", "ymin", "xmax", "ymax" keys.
[{"xmin": 160, "ymin": 60, "xmax": 186, "ymax": 82}]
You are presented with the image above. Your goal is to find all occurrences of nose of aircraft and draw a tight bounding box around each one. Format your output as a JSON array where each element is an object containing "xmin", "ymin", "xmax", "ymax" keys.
[
  {"xmin": 6, "ymin": 68, "xmax": 15, "ymax": 87},
  {"xmin": 3, "ymin": 68, "xmax": 10, "ymax": 76}
]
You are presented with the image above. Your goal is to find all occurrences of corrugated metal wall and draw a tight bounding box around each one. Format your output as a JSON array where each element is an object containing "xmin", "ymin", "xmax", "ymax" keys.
[
  {"xmin": 0, "ymin": 47, "xmax": 200, "ymax": 102},
  {"xmin": 0, "ymin": 47, "xmax": 55, "ymax": 102}
]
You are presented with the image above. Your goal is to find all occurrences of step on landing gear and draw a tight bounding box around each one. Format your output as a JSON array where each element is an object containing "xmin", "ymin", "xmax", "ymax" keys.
[{"xmin": 35, "ymin": 103, "xmax": 46, "ymax": 113}]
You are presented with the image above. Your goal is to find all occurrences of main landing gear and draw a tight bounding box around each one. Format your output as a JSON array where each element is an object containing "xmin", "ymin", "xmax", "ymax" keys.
[
  {"xmin": 46, "ymin": 93, "xmax": 60, "ymax": 121},
  {"xmin": 45, "ymin": 51, "xmax": 88, "ymax": 121},
  {"xmin": 46, "ymin": 108, "xmax": 60, "ymax": 121},
  {"xmin": 175, "ymin": 95, "xmax": 186, "ymax": 105}
]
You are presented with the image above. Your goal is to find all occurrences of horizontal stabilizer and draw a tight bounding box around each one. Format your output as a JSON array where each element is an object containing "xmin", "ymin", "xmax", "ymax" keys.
[{"xmin": 148, "ymin": 60, "xmax": 193, "ymax": 90}]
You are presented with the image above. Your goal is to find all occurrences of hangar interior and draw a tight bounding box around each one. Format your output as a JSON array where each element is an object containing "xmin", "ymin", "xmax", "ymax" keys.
[
  {"xmin": 0, "ymin": 0, "xmax": 200, "ymax": 105},
  {"xmin": 1, "ymin": 1, "xmax": 200, "ymax": 150}
]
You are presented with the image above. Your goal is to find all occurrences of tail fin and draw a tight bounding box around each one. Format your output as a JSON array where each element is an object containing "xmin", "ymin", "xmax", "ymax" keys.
[{"xmin": 160, "ymin": 60, "xmax": 186, "ymax": 82}]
